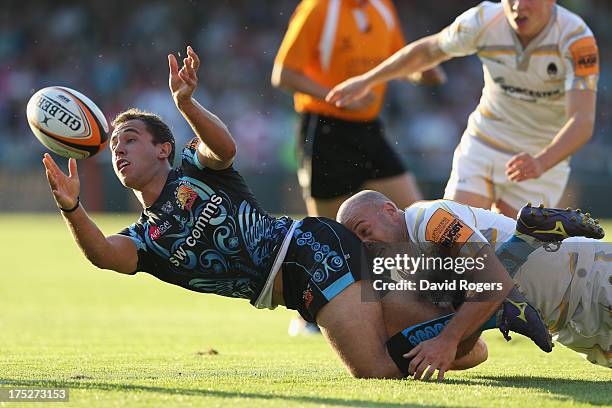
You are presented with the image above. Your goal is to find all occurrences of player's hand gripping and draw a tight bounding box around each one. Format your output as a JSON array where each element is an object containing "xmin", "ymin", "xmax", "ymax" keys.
[
  {"xmin": 42, "ymin": 153, "xmax": 80, "ymax": 211},
  {"xmin": 168, "ymin": 45, "xmax": 200, "ymax": 106},
  {"xmin": 506, "ymin": 152, "xmax": 545, "ymax": 182},
  {"xmin": 405, "ymin": 335, "xmax": 458, "ymax": 382},
  {"xmin": 326, "ymin": 75, "xmax": 373, "ymax": 109}
]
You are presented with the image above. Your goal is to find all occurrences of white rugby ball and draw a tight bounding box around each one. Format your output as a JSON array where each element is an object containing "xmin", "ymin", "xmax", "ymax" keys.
[{"xmin": 26, "ymin": 86, "xmax": 109, "ymax": 159}]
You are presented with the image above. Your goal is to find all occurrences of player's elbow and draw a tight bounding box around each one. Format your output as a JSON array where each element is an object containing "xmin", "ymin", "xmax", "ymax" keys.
[
  {"xmin": 221, "ymin": 137, "xmax": 237, "ymax": 162},
  {"xmin": 271, "ymin": 64, "xmax": 284, "ymax": 89}
]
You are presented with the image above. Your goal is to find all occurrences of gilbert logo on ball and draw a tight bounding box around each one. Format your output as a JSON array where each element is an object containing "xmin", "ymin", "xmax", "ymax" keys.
[{"xmin": 26, "ymin": 86, "xmax": 109, "ymax": 159}]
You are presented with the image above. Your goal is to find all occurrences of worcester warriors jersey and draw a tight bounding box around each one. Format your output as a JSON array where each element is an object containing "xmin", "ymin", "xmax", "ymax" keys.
[
  {"xmin": 404, "ymin": 199, "xmax": 515, "ymax": 256},
  {"xmin": 118, "ymin": 138, "xmax": 293, "ymax": 303},
  {"xmin": 438, "ymin": 2, "xmax": 599, "ymax": 156}
]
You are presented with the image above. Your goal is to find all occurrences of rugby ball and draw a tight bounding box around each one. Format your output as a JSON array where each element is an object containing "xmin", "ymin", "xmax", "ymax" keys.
[{"xmin": 26, "ymin": 86, "xmax": 109, "ymax": 159}]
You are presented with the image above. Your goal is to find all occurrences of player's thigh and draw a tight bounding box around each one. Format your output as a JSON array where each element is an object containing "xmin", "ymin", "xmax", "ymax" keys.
[
  {"xmin": 363, "ymin": 172, "xmax": 422, "ymax": 208},
  {"xmin": 316, "ymin": 281, "xmax": 401, "ymax": 379},
  {"xmin": 378, "ymin": 290, "xmax": 452, "ymax": 336}
]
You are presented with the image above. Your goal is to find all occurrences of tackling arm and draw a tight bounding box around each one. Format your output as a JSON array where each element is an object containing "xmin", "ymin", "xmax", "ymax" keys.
[{"xmin": 326, "ymin": 34, "xmax": 451, "ymax": 107}]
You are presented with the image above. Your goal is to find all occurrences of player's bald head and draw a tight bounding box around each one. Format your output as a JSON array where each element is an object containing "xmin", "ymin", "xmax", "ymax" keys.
[{"xmin": 337, "ymin": 190, "xmax": 392, "ymax": 225}]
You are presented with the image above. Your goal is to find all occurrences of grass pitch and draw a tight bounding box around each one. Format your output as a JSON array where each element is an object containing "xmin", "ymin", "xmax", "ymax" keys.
[{"xmin": 0, "ymin": 214, "xmax": 610, "ymax": 408}]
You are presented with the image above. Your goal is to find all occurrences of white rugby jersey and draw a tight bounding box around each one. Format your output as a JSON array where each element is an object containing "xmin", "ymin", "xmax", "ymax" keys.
[
  {"xmin": 438, "ymin": 2, "xmax": 599, "ymax": 156},
  {"xmin": 404, "ymin": 199, "xmax": 515, "ymax": 256}
]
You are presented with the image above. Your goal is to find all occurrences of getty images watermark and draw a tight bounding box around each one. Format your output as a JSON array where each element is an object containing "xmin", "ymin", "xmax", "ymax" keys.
[{"xmin": 371, "ymin": 253, "xmax": 503, "ymax": 292}]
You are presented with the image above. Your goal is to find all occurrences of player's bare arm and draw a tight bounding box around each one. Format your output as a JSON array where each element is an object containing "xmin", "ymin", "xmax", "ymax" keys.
[
  {"xmin": 168, "ymin": 46, "xmax": 236, "ymax": 170},
  {"xmin": 326, "ymin": 34, "xmax": 451, "ymax": 108},
  {"xmin": 506, "ymin": 90, "xmax": 597, "ymax": 182},
  {"xmin": 271, "ymin": 64, "xmax": 376, "ymax": 111},
  {"xmin": 406, "ymin": 66, "xmax": 448, "ymax": 87},
  {"xmin": 405, "ymin": 245, "xmax": 513, "ymax": 381},
  {"xmin": 42, "ymin": 153, "xmax": 138, "ymax": 274}
]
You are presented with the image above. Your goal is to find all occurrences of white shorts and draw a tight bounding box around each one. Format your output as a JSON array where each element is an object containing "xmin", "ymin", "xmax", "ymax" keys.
[
  {"xmin": 515, "ymin": 238, "xmax": 612, "ymax": 368},
  {"xmin": 444, "ymin": 135, "xmax": 570, "ymax": 210}
]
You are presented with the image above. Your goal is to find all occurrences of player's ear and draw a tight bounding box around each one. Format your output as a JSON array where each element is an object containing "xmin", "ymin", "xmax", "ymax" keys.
[
  {"xmin": 382, "ymin": 201, "xmax": 397, "ymax": 215},
  {"xmin": 158, "ymin": 142, "xmax": 173, "ymax": 160}
]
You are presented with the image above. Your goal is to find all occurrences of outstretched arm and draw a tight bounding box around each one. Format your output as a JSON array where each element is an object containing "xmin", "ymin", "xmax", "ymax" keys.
[
  {"xmin": 168, "ymin": 46, "xmax": 236, "ymax": 170},
  {"xmin": 326, "ymin": 34, "xmax": 451, "ymax": 108},
  {"xmin": 42, "ymin": 154, "xmax": 138, "ymax": 274}
]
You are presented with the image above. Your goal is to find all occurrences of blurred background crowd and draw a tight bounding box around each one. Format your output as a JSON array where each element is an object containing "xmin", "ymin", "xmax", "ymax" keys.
[{"xmin": 1, "ymin": 0, "xmax": 611, "ymax": 215}]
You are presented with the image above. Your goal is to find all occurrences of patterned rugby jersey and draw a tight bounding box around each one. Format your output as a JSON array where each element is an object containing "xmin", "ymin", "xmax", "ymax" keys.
[
  {"xmin": 118, "ymin": 137, "xmax": 293, "ymax": 303},
  {"xmin": 438, "ymin": 1, "xmax": 599, "ymax": 156}
]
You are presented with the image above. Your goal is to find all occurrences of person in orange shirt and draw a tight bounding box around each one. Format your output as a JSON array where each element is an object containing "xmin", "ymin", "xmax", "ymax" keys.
[
  {"xmin": 272, "ymin": 0, "xmax": 445, "ymax": 335},
  {"xmin": 272, "ymin": 0, "xmax": 445, "ymax": 219}
]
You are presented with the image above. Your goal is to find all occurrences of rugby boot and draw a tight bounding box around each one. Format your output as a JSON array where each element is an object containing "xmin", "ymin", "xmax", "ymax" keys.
[
  {"xmin": 516, "ymin": 203, "xmax": 604, "ymax": 242},
  {"xmin": 498, "ymin": 287, "xmax": 553, "ymax": 353}
]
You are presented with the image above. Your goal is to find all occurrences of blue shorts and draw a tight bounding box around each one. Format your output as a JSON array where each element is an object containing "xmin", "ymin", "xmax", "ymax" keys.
[{"xmin": 281, "ymin": 217, "xmax": 367, "ymax": 323}]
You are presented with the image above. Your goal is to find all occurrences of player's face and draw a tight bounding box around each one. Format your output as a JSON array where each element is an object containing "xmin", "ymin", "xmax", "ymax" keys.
[
  {"xmin": 347, "ymin": 205, "xmax": 403, "ymax": 243},
  {"xmin": 110, "ymin": 119, "xmax": 165, "ymax": 189},
  {"xmin": 503, "ymin": 0, "xmax": 555, "ymax": 42}
]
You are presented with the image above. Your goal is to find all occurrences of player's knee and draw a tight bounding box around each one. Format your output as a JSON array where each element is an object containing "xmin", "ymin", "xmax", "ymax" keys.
[{"xmin": 472, "ymin": 338, "xmax": 488, "ymax": 364}]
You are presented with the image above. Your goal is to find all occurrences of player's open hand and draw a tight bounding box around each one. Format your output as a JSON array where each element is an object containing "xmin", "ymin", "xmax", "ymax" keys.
[
  {"xmin": 506, "ymin": 152, "xmax": 545, "ymax": 182},
  {"xmin": 326, "ymin": 76, "xmax": 373, "ymax": 109},
  {"xmin": 42, "ymin": 153, "xmax": 80, "ymax": 211},
  {"xmin": 168, "ymin": 45, "xmax": 200, "ymax": 106},
  {"xmin": 404, "ymin": 335, "xmax": 458, "ymax": 382}
]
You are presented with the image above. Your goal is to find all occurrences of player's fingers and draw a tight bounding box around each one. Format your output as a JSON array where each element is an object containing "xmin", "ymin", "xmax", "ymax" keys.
[
  {"xmin": 335, "ymin": 96, "xmax": 354, "ymax": 108},
  {"xmin": 437, "ymin": 368, "xmax": 446, "ymax": 382},
  {"xmin": 183, "ymin": 59, "xmax": 193, "ymax": 77},
  {"xmin": 407, "ymin": 350, "xmax": 424, "ymax": 375},
  {"xmin": 506, "ymin": 153, "xmax": 527, "ymax": 167},
  {"xmin": 45, "ymin": 169, "xmax": 56, "ymax": 188},
  {"xmin": 404, "ymin": 343, "xmax": 421, "ymax": 359},
  {"xmin": 168, "ymin": 54, "xmax": 179, "ymax": 75},
  {"xmin": 413, "ymin": 359, "xmax": 430, "ymax": 380},
  {"xmin": 325, "ymin": 88, "xmax": 340, "ymax": 103},
  {"xmin": 183, "ymin": 57, "xmax": 196, "ymax": 80},
  {"xmin": 507, "ymin": 171, "xmax": 522, "ymax": 182},
  {"xmin": 423, "ymin": 364, "xmax": 437, "ymax": 381},
  {"xmin": 506, "ymin": 159, "xmax": 522, "ymax": 171},
  {"xmin": 43, "ymin": 153, "xmax": 59, "ymax": 173},
  {"xmin": 187, "ymin": 45, "xmax": 200, "ymax": 70},
  {"xmin": 68, "ymin": 158, "xmax": 78, "ymax": 179},
  {"xmin": 178, "ymin": 70, "xmax": 196, "ymax": 87}
]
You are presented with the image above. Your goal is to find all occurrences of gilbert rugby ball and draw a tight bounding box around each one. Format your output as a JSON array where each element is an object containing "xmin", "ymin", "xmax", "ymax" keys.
[{"xmin": 26, "ymin": 86, "xmax": 109, "ymax": 159}]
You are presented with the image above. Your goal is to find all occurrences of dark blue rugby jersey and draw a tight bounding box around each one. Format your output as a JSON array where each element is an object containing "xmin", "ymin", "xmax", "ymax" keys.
[{"xmin": 118, "ymin": 137, "xmax": 294, "ymax": 303}]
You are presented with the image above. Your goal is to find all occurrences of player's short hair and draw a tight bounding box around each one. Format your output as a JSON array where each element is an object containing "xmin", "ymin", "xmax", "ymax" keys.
[
  {"xmin": 337, "ymin": 190, "xmax": 391, "ymax": 225},
  {"xmin": 112, "ymin": 108, "xmax": 176, "ymax": 165}
]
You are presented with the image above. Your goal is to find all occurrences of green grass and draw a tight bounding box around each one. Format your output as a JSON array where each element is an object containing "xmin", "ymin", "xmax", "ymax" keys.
[{"xmin": 0, "ymin": 214, "xmax": 610, "ymax": 408}]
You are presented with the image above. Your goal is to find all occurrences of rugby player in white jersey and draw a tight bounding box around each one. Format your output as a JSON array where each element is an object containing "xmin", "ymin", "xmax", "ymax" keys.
[
  {"xmin": 327, "ymin": 0, "xmax": 599, "ymax": 217},
  {"xmin": 337, "ymin": 190, "xmax": 610, "ymax": 370}
]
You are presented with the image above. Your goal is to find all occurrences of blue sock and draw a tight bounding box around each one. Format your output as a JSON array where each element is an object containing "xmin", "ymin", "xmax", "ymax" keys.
[
  {"xmin": 496, "ymin": 235, "xmax": 540, "ymax": 278},
  {"xmin": 398, "ymin": 311, "xmax": 499, "ymax": 349}
]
